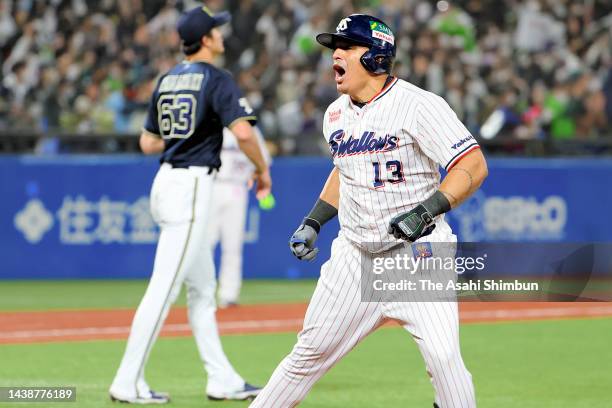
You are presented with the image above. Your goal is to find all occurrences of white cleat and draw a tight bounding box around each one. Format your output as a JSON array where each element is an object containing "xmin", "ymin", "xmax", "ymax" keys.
[
  {"xmin": 218, "ymin": 300, "xmax": 239, "ymax": 309},
  {"xmin": 207, "ymin": 383, "xmax": 261, "ymax": 401},
  {"xmin": 110, "ymin": 390, "xmax": 170, "ymax": 404}
]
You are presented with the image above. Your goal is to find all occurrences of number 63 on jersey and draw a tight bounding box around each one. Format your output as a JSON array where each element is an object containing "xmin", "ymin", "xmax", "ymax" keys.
[{"xmin": 158, "ymin": 93, "xmax": 197, "ymax": 139}]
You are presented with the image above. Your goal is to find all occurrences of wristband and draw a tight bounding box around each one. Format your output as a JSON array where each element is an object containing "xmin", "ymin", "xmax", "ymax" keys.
[
  {"xmin": 421, "ymin": 191, "xmax": 451, "ymax": 218},
  {"xmin": 303, "ymin": 199, "xmax": 338, "ymax": 233}
]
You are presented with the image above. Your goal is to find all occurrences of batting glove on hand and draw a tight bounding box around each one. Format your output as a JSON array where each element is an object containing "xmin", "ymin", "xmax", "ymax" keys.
[
  {"xmin": 289, "ymin": 224, "xmax": 319, "ymax": 261},
  {"xmin": 388, "ymin": 204, "xmax": 436, "ymax": 242}
]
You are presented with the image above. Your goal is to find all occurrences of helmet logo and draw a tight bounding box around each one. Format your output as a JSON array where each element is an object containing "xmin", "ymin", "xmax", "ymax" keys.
[
  {"xmin": 369, "ymin": 20, "xmax": 394, "ymax": 45},
  {"xmin": 336, "ymin": 17, "xmax": 351, "ymax": 32}
]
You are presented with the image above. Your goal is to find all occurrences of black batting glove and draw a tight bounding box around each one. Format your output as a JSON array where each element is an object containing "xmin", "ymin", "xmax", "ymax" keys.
[
  {"xmin": 388, "ymin": 204, "xmax": 436, "ymax": 242},
  {"xmin": 289, "ymin": 223, "xmax": 319, "ymax": 261}
]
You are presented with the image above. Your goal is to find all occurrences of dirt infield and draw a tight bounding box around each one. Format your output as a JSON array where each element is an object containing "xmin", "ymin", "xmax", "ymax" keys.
[{"xmin": 1, "ymin": 302, "xmax": 612, "ymax": 345}]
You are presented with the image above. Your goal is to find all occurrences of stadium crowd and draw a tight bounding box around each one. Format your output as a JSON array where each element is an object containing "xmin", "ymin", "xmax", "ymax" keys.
[{"xmin": 0, "ymin": 0, "xmax": 610, "ymax": 155}]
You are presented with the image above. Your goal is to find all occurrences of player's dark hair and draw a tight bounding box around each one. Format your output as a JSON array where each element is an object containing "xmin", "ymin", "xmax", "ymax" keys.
[
  {"xmin": 182, "ymin": 30, "xmax": 215, "ymax": 55},
  {"xmin": 182, "ymin": 41, "xmax": 202, "ymax": 55}
]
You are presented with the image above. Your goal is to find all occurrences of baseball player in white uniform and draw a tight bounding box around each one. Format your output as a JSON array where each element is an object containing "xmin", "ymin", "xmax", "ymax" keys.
[
  {"xmin": 250, "ymin": 14, "xmax": 487, "ymax": 408},
  {"xmin": 109, "ymin": 7, "xmax": 270, "ymax": 404},
  {"xmin": 207, "ymin": 127, "xmax": 271, "ymax": 307}
]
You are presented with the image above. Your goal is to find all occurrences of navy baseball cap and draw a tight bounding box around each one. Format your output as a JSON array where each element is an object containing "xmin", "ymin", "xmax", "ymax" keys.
[{"xmin": 177, "ymin": 6, "xmax": 231, "ymax": 45}]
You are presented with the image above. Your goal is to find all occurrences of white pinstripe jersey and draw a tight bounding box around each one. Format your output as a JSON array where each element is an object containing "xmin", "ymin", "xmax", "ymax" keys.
[
  {"xmin": 322, "ymin": 77, "xmax": 480, "ymax": 252},
  {"xmin": 216, "ymin": 127, "xmax": 271, "ymax": 184}
]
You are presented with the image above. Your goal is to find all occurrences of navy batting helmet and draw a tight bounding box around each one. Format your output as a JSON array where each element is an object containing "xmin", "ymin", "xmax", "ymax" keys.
[{"xmin": 316, "ymin": 14, "xmax": 396, "ymax": 75}]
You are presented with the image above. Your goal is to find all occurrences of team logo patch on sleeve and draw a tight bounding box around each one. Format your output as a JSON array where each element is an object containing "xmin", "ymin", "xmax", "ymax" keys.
[{"xmin": 370, "ymin": 21, "xmax": 394, "ymax": 45}]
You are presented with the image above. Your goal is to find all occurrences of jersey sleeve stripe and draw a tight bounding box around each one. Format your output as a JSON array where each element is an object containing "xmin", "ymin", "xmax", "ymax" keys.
[
  {"xmin": 227, "ymin": 115, "xmax": 257, "ymax": 129},
  {"xmin": 445, "ymin": 143, "xmax": 480, "ymax": 171}
]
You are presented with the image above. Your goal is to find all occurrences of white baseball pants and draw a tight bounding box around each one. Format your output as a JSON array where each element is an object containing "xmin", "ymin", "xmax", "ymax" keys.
[
  {"xmin": 110, "ymin": 164, "xmax": 244, "ymax": 399},
  {"xmin": 250, "ymin": 234, "xmax": 476, "ymax": 408},
  {"xmin": 206, "ymin": 181, "xmax": 249, "ymax": 304}
]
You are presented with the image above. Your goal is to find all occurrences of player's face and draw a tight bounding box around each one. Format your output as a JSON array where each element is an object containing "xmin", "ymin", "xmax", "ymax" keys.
[
  {"xmin": 332, "ymin": 45, "xmax": 370, "ymax": 96},
  {"xmin": 206, "ymin": 28, "xmax": 225, "ymax": 55}
]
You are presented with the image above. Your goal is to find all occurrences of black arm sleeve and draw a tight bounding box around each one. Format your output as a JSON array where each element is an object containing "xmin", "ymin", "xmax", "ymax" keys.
[
  {"xmin": 421, "ymin": 191, "xmax": 451, "ymax": 217},
  {"xmin": 302, "ymin": 199, "xmax": 338, "ymax": 233}
]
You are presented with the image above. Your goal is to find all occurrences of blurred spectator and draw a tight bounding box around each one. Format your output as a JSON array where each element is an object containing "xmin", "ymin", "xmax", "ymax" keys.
[
  {"xmin": 0, "ymin": 0, "xmax": 609, "ymax": 154},
  {"xmin": 295, "ymin": 96, "xmax": 325, "ymax": 155},
  {"xmin": 431, "ymin": 1, "xmax": 477, "ymax": 51},
  {"xmin": 515, "ymin": 0, "xmax": 566, "ymax": 52}
]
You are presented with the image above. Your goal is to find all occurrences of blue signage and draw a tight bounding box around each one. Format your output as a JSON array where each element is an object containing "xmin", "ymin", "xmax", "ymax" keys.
[{"xmin": 1, "ymin": 156, "xmax": 611, "ymax": 279}]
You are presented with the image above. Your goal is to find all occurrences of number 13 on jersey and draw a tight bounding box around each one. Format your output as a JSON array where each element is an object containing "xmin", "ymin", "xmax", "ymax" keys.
[{"xmin": 372, "ymin": 160, "xmax": 405, "ymax": 188}]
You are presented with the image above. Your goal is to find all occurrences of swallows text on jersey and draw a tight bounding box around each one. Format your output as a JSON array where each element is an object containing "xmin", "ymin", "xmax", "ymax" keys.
[{"xmin": 328, "ymin": 129, "xmax": 399, "ymax": 158}]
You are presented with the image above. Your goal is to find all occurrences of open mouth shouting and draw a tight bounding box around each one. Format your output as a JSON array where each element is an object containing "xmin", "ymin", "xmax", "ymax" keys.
[{"xmin": 333, "ymin": 62, "xmax": 346, "ymax": 83}]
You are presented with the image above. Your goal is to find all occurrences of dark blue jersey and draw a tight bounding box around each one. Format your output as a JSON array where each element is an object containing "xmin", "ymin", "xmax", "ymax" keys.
[{"xmin": 143, "ymin": 61, "xmax": 256, "ymax": 168}]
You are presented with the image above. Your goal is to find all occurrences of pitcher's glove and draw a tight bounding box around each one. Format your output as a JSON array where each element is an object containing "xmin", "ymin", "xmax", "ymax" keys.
[
  {"xmin": 388, "ymin": 204, "xmax": 436, "ymax": 242},
  {"xmin": 289, "ymin": 223, "xmax": 319, "ymax": 261}
]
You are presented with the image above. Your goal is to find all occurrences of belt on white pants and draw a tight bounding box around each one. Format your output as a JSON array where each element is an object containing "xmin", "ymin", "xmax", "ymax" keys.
[{"xmin": 161, "ymin": 162, "xmax": 217, "ymax": 175}]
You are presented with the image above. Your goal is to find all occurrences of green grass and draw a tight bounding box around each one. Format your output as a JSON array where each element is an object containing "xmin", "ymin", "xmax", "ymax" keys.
[
  {"xmin": 0, "ymin": 279, "xmax": 317, "ymax": 311},
  {"xmin": 0, "ymin": 318, "xmax": 610, "ymax": 407},
  {"xmin": 0, "ymin": 280, "xmax": 610, "ymax": 406}
]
